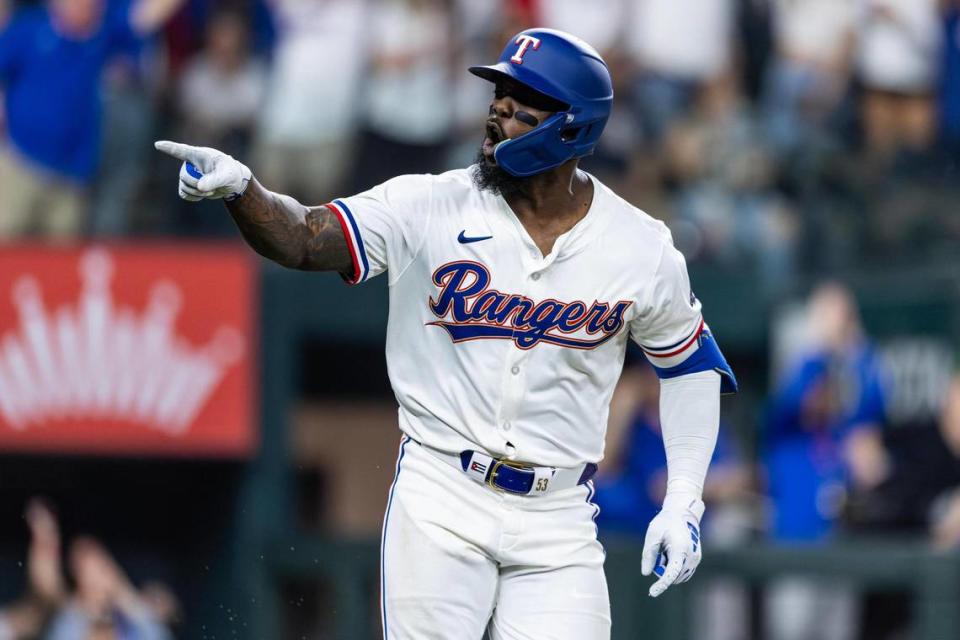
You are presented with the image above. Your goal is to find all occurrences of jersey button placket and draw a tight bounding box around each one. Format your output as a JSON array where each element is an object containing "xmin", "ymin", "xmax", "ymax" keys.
[
  {"xmin": 499, "ymin": 353, "xmax": 526, "ymax": 442},
  {"xmin": 498, "ymin": 259, "xmax": 538, "ymax": 439},
  {"xmin": 495, "ymin": 258, "xmax": 526, "ymax": 447}
]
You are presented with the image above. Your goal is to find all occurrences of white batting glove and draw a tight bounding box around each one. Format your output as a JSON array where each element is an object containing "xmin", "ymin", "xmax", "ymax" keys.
[
  {"xmin": 641, "ymin": 493, "xmax": 704, "ymax": 598},
  {"xmin": 154, "ymin": 140, "xmax": 251, "ymax": 202}
]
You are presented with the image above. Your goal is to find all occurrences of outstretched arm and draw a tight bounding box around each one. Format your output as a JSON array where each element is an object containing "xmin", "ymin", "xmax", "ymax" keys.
[
  {"xmin": 225, "ymin": 179, "xmax": 352, "ymax": 272},
  {"xmin": 155, "ymin": 141, "xmax": 352, "ymax": 273}
]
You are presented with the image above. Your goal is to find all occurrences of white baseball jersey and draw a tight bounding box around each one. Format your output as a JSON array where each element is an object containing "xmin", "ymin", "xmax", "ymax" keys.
[{"xmin": 327, "ymin": 167, "xmax": 708, "ymax": 468}]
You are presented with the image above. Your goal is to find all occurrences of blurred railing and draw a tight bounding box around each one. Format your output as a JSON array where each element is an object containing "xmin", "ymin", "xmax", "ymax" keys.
[
  {"xmin": 261, "ymin": 535, "xmax": 960, "ymax": 640},
  {"xmin": 699, "ymin": 541, "xmax": 960, "ymax": 640}
]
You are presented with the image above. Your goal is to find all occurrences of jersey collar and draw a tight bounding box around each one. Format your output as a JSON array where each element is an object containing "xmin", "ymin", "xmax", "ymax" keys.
[{"xmin": 491, "ymin": 172, "xmax": 613, "ymax": 264}]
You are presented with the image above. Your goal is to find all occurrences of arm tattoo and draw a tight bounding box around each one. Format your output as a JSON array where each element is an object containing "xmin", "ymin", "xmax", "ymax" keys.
[{"xmin": 225, "ymin": 178, "xmax": 353, "ymax": 273}]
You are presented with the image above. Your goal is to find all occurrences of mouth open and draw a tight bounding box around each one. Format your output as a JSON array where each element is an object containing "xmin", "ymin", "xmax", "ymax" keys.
[{"xmin": 483, "ymin": 122, "xmax": 506, "ymax": 158}]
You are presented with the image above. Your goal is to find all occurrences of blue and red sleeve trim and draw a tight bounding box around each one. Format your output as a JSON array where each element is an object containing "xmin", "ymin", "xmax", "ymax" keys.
[
  {"xmin": 640, "ymin": 318, "xmax": 705, "ymax": 368},
  {"xmin": 641, "ymin": 320, "xmax": 738, "ymax": 394},
  {"xmin": 326, "ymin": 199, "xmax": 370, "ymax": 285}
]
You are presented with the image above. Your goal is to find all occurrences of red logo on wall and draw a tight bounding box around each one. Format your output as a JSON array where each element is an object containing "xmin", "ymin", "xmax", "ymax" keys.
[{"xmin": 0, "ymin": 245, "xmax": 257, "ymax": 457}]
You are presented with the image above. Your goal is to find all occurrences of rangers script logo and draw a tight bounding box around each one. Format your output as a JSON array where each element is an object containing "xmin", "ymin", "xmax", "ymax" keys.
[{"xmin": 427, "ymin": 261, "xmax": 632, "ymax": 350}]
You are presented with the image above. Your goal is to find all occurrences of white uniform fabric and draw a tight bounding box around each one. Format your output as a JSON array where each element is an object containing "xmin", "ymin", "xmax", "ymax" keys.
[
  {"xmin": 327, "ymin": 167, "xmax": 719, "ymax": 639},
  {"xmin": 329, "ymin": 167, "xmax": 706, "ymax": 469},
  {"xmin": 382, "ymin": 436, "xmax": 610, "ymax": 640},
  {"xmin": 660, "ymin": 370, "xmax": 721, "ymax": 497}
]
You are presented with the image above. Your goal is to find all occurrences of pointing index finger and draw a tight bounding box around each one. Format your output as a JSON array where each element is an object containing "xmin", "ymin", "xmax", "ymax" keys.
[{"xmin": 154, "ymin": 140, "xmax": 198, "ymax": 163}]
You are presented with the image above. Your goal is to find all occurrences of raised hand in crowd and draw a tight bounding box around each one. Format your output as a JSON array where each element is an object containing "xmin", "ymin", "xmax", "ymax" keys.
[
  {"xmin": 0, "ymin": 500, "xmax": 66, "ymax": 640},
  {"xmin": 45, "ymin": 537, "xmax": 173, "ymax": 640}
]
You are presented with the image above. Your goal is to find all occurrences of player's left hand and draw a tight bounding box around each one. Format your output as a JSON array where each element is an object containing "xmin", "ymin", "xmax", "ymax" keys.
[{"xmin": 641, "ymin": 493, "xmax": 705, "ymax": 598}]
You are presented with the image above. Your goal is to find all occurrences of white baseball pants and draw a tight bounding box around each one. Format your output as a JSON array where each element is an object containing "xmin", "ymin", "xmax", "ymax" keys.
[{"xmin": 380, "ymin": 436, "xmax": 611, "ymax": 640}]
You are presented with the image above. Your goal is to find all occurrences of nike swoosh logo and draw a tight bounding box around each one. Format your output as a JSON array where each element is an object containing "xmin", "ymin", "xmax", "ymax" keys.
[{"xmin": 458, "ymin": 231, "xmax": 493, "ymax": 244}]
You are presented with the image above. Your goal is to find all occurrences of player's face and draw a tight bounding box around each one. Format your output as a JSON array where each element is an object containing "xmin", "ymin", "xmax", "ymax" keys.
[{"xmin": 482, "ymin": 77, "xmax": 559, "ymax": 164}]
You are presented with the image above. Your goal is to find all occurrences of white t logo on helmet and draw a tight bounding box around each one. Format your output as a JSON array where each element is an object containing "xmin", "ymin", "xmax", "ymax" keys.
[{"xmin": 510, "ymin": 35, "xmax": 541, "ymax": 64}]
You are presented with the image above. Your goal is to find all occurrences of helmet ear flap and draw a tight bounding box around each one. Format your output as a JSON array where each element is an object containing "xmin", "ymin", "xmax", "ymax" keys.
[{"xmin": 494, "ymin": 113, "xmax": 575, "ymax": 177}]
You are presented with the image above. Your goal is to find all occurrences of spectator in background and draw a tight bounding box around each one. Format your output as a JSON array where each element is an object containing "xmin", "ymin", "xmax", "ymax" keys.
[
  {"xmin": 158, "ymin": 0, "xmax": 274, "ymax": 75},
  {"xmin": 90, "ymin": 25, "xmax": 154, "ymax": 237},
  {"xmin": 844, "ymin": 370, "xmax": 960, "ymax": 640},
  {"xmin": 169, "ymin": 7, "xmax": 266, "ymax": 236},
  {"xmin": 177, "ymin": 9, "xmax": 266, "ymax": 155},
  {"xmin": 445, "ymin": 0, "xmax": 501, "ymax": 168},
  {"xmin": 623, "ymin": 0, "xmax": 735, "ymax": 146},
  {"xmin": 0, "ymin": 499, "xmax": 177, "ymax": 640},
  {"xmin": 849, "ymin": 372, "xmax": 960, "ymax": 545},
  {"xmin": 351, "ymin": 0, "xmax": 455, "ymax": 192},
  {"xmin": 0, "ymin": 0, "xmax": 186, "ymax": 240},
  {"xmin": 766, "ymin": 283, "xmax": 890, "ymax": 541},
  {"xmin": 938, "ymin": 0, "xmax": 960, "ymax": 154},
  {"xmin": 762, "ymin": 0, "xmax": 856, "ymax": 157},
  {"xmin": 764, "ymin": 282, "xmax": 890, "ymax": 640},
  {"xmin": 0, "ymin": 500, "xmax": 64, "ymax": 639},
  {"xmin": 594, "ymin": 360, "xmax": 750, "ymax": 536},
  {"xmin": 255, "ymin": 0, "xmax": 368, "ymax": 204},
  {"xmin": 735, "ymin": 0, "xmax": 774, "ymax": 103},
  {"xmin": 661, "ymin": 73, "xmax": 799, "ymax": 284},
  {"xmin": 856, "ymin": 0, "xmax": 942, "ymax": 165},
  {"xmin": 931, "ymin": 376, "xmax": 960, "ymax": 548},
  {"xmin": 46, "ymin": 538, "xmax": 172, "ymax": 640}
]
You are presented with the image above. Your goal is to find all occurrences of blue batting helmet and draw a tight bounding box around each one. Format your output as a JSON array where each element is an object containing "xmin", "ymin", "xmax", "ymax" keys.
[{"xmin": 469, "ymin": 28, "xmax": 613, "ymax": 177}]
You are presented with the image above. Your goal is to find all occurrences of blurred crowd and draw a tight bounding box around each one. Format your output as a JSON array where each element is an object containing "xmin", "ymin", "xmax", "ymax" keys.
[
  {"xmin": 0, "ymin": 0, "xmax": 959, "ymax": 278},
  {"xmin": 2, "ymin": 1, "xmax": 960, "ymax": 638},
  {"xmin": 596, "ymin": 280, "xmax": 960, "ymax": 640},
  {"xmin": 0, "ymin": 501, "xmax": 178, "ymax": 640}
]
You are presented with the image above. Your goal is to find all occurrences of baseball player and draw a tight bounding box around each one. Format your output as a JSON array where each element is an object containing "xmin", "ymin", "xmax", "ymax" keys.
[{"xmin": 156, "ymin": 28, "xmax": 736, "ymax": 640}]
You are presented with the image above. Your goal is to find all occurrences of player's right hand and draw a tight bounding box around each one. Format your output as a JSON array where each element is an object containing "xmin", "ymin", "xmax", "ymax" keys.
[{"xmin": 154, "ymin": 140, "xmax": 252, "ymax": 202}]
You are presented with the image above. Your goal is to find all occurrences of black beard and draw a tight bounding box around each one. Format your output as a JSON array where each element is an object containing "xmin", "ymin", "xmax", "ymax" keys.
[{"xmin": 471, "ymin": 148, "xmax": 528, "ymax": 198}]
